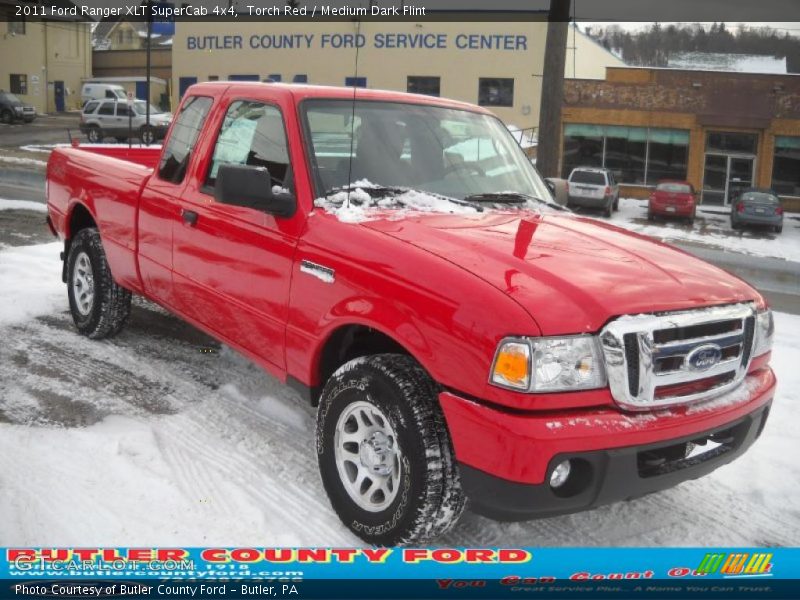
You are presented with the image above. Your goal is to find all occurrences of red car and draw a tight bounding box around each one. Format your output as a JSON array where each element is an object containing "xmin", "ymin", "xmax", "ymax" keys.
[
  {"xmin": 648, "ymin": 180, "xmax": 697, "ymax": 223},
  {"xmin": 46, "ymin": 83, "xmax": 775, "ymax": 545}
]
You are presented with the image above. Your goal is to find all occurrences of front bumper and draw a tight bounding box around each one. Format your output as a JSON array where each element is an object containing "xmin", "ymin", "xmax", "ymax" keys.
[
  {"xmin": 568, "ymin": 194, "xmax": 610, "ymax": 209},
  {"xmin": 440, "ymin": 367, "xmax": 775, "ymax": 520},
  {"xmin": 733, "ymin": 213, "xmax": 782, "ymax": 227},
  {"xmin": 650, "ymin": 201, "xmax": 694, "ymax": 217}
]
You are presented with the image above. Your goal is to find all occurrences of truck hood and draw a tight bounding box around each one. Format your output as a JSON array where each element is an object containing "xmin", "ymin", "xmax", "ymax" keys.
[{"xmin": 363, "ymin": 211, "xmax": 758, "ymax": 335}]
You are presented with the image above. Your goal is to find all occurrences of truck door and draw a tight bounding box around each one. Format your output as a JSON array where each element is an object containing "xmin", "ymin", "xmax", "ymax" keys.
[
  {"xmin": 171, "ymin": 97, "xmax": 301, "ymax": 371},
  {"xmin": 138, "ymin": 95, "xmax": 214, "ymax": 307}
]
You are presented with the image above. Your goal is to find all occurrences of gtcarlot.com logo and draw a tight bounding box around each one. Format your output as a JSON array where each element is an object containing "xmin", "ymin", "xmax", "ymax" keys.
[{"xmin": 696, "ymin": 552, "xmax": 773, "ymax": 577}]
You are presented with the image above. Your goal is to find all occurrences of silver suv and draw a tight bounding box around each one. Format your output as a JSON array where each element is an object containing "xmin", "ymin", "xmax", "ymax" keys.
[
  {"xmin": 567, "ymin": 167, "xmax": 620, "ymax": 218},
  {"xmin": 79, "ymin": 99, "xmax": 172, "ymax": 144}
]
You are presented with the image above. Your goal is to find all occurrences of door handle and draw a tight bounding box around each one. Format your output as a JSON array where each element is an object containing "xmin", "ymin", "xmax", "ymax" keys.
[{"xmin": 181, "ymin": 209, "xmax": 198, "ymax": 226}]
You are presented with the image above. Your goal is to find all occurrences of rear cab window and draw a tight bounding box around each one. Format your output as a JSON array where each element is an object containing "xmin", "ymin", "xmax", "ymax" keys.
[
  {"xmin": 158, "ymin": 95, "xmax": 213, "ymax": 184},
  {"xmin": 570, "ymin": 170, "xmax": 606, "ymax": 185}
]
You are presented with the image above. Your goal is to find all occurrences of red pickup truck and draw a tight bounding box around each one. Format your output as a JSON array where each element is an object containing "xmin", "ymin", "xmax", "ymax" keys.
[{"xmin": 46, "ymin": 82, "xmax": 776, "ymax": 545}]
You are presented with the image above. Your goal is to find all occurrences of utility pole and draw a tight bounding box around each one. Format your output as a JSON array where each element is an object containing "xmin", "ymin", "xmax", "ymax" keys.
[
  {"xmin": 536, "ymin": 0, "xmax": 571, "ymax": 178},
  {"xmin": 145, "ymin": 0, "xmax": 152, "ymax": 144}
]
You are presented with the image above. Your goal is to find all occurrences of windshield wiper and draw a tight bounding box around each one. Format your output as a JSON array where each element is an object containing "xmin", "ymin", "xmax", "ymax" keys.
[{"xmin": 462, "ymin": 192, "xmax": 568, "ymax": 211}]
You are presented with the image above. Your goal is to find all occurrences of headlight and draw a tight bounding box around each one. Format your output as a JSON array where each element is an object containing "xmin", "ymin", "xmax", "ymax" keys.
[
  {"xmin": 14, "ymin": 106, "xmax": 23, "ymax": 113},
  {"xmin": 490, "ymin": 335, "xmax": 607, "ymax": 393},
  {"xmin": 753, "ymin": 309, "xmax": 774, "ymax": 357}
]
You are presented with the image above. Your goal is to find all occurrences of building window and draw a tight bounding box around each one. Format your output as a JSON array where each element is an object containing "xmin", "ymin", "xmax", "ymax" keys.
[
  {"xmin": 772, "ymin": 136, "xmax": 800, "ymax": 197},
  {"xmin": 208, "ymin": 75, "xmax": 219, "ymax": 81},
  {"xmin": 293, "ymin": 74, "xmax": 308, "ymax": 83},
  {"xmin": 10, "ymin": 74, "xmax": 27, "ymax": 95},
  {"xmin": 603, "ymin": 126, "xmax": 647, "ymax": 185},
  {"xmin": 561, "ymin": 124, "xmax": 689, "ymax": 184},
  {"xmin": 8, "ymin": 16, "xmax": 25, "ymax": 35},
  {"xmin": 267, "ymin": 74, "xmax": 282, "ymax": 82},
  {"xmin": 706, "ymin": 131, "xmax": 757, "ymax": 155},
  {"xmin": 478, "ymin": 78, "xmax": 514, "ymax": 107},
  {"xmin": 407, "ymin": 76, "xmax": 440, "ymax": 97},
  {"xmin": 345, "ymin": 77, "xmax": 367, "ymax": 88}
]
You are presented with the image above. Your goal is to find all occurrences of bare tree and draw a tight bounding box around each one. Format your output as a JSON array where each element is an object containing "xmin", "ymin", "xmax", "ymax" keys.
[{"xmin": 536, "ymin": 0, "xmax": 571, "ymax": 178}]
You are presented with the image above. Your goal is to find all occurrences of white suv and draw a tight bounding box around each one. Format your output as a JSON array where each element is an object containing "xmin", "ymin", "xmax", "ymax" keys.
[
  {"xmin": 79, "ymin": 99, "xmax": 172, "ymax": 144},
  {"xmin": 567, "ymin": 167, "xmax": 620, "ymax": 218}
]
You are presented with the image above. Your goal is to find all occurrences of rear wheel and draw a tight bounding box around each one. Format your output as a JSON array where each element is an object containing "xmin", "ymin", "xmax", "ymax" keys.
[
  {"xmin": 86, "ymin": 126, "xmax": 103, "ymax": 143},
  {"xmin": 775, "ymin": 225, "xmax": 783, "ymax": 234},
  {"xmin": 604, "ymin": 202, "xmax": 612, "ymax": 218},
  {"xmin": 316, "ymin": 354, "xmax": 465, "ymax": 545},
  {"xmin": 67, "ymin": 228, "xmax": 131, "ymax": 339},
  {"xmin": 613, "ymin": 196, "xmax": 619, "ymax": 211}
]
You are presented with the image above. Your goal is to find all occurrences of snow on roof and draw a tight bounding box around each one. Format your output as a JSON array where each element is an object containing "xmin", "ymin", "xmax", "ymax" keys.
[{"xmin": 666, "ymin": 52, "xmax": 787, "ymax": 75}]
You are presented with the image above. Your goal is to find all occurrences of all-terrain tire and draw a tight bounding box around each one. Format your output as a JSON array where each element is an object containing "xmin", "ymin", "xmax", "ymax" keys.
[
  {"xmin": 66, "ymin": 227, "xmax": 131, "ymax": 339},
  {"xmin": 316, "ymin": 354, "xmax": 465, "ymax": 546}
]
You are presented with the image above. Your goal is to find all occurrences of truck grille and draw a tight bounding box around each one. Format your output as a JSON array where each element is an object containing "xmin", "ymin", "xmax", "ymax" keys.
[{"xmin": 600, "ymin": 303, "xmax": 756, "ymax": 410}]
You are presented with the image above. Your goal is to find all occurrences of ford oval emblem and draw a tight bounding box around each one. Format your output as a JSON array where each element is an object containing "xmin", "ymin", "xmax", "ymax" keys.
[{"xmin": 686, "ymin": 344, "xmax": 723, "ymax": 371}]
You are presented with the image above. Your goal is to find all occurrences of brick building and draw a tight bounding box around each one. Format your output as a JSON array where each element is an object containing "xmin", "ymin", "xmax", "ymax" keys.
[{"xmin": 561, "ymin": 66, "xmax": 800, "ymax": 212}]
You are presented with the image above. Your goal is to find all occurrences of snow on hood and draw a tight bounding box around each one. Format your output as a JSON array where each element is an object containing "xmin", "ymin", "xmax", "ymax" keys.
[
  {"xmin": 314, "ymin": 180, "xmax": 561, "ymax": 224},
  {"xmin": 314, "ymin": 181, "xmax": 478, "ymax": 223}
]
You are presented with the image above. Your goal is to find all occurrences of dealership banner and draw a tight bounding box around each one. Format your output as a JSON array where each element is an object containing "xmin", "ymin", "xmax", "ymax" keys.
[{"xmin": 0, "ymin": 548, "xmax": 798, "ymax": 598}]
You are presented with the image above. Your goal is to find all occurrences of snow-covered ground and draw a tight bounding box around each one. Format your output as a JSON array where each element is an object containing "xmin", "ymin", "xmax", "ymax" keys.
[
  {"xmin": 1, "ymin": 241, "xmax": 798, "ymax": 547},
  {"xmin": 611, "ymin": 198, "xmax": 800, "ymax": 263}
]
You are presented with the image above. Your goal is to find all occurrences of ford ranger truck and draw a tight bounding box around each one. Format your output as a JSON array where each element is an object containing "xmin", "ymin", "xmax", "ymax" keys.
[{"xmin": 45, "ymin": 82, "xmax": 776, "ymax": 546}]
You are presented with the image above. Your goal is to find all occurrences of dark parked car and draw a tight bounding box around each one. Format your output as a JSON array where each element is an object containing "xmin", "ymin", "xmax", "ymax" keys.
[
  {"xmin": 648, "ymin": 180, "xmax": 697, "ymax": 224},
  {"xmin": 0, "ymin": 91, "xmax": 36, "ymax": 123},
  {"xmin": 731, "ymin": 188, "xmax": 784, "ymax": 234}
]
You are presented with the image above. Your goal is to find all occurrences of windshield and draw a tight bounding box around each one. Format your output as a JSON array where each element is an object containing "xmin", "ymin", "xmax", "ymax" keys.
[
  {"xmin": 742, "ymin": 192, "xmax": 779, "ymax": 204},
  {"xmin": 1, "ymin": 92, "xmax": 21, "ymax": 104},
  {"xmin": 570, "ymin": 171, "xmax": 606, "ymax": 185},
  {"xmin": 657, "ymin": 182, "xmax": 691, "ymax": 193},
  {"xmin": 133, "ymin": 101, "xmax": 164, "ymax": 115},
  {"xmin": 112, "ymin": 89, "xmax": 127, "ymax": 99},
  {"xmin": 303, "ymin": 100, "xmax": 551, "ymax": 203}
]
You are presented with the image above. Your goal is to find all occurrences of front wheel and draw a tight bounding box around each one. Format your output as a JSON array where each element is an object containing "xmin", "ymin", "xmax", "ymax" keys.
[
  {"xmin": 316, "ymin": 354, "xmax": 465, "ymax": 545},
  {"xmin": 0, "ymin": 110, "xmax": 13, "ymax": 124},
  {"xmin": 67, "ymin": 227, "xmax": 131, "ymax": 339}
]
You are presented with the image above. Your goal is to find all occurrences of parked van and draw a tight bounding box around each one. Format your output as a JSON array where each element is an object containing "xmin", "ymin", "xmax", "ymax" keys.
[{"xmin": 81, "ymin": 83, "xmax": 127, "ymax": 106}]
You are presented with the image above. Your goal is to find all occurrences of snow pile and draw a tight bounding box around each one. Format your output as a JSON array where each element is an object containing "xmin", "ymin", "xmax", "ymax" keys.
[
  {"xmin": 0, "ymin": 242, "xmax": 62, "ymax": 326},
  {"xmin": 0, "ymin": 199, "xmax": 47, "ymax": 212},
  {"xmin": 0, "ymin": 156, "xmax": 47, "ymax": 168},
  {"xmin": 613, "ymin": 198, "xmax": 800, "ymax": 263},
  {"xmin": 1, "ymin": 241, "xmax": 799, "ymax": 546},
  {"xmin": 314, "ymin": 182, "xmax": 477, "ymax": 223}
]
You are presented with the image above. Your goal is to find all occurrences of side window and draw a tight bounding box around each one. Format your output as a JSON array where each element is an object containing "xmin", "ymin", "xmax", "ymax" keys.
[
  {"xmin": 158, "ymin": 95, "xmax": 213, "ymax": 184},
  {"xmin": 98, "ymin": 102, "xmax": 115, "ymax": 116},
  {"xmin": 83, "ymin": 101, "xmax": 99, "ymax": 114},
  {"xmin": 116, "ymin": 103, "xmax": 133, "ymax": 117},
  {"xmin": 205, "ymin": 100, "xmax": 292, "ymax": 191}
]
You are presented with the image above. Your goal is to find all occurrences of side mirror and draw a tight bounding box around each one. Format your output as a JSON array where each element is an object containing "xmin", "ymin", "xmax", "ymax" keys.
[{"xmin": 215, "ymin": 164, "xmax": 296, "ymax": 218}]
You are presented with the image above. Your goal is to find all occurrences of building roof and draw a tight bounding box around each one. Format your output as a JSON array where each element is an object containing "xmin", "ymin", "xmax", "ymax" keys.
[{"xmin": 666, "ymin": 52, "xmax": 788, "ymax": 75}]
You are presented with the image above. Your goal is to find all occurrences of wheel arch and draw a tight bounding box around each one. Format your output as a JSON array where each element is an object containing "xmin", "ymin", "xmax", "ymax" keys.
[
  {"xmin": 61, "ymin": 202, "xmax": 98, "ymax": 282},
  {"xmin": 298, "ymin": 319, "xmax": 434, "ymax": 406}
]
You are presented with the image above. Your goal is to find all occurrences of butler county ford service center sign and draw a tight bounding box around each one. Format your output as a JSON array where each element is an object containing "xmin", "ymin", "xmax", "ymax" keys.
[{"xmin": 186, "ymin": 32, "xmax": 530, "ymax": 51}]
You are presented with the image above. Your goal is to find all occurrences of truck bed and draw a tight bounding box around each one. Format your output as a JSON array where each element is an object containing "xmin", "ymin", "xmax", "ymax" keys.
[{"xmin": 47, "ymin": 144, "xmax": 162, "ymax": 293}]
